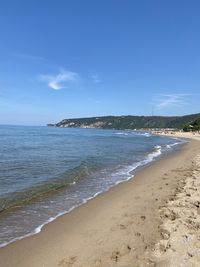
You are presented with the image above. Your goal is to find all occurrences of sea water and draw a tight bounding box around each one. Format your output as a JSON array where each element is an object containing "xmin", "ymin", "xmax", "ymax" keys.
[{"xmin": 0, "ymin": 125, "xmax": 185, "ymax": 247}]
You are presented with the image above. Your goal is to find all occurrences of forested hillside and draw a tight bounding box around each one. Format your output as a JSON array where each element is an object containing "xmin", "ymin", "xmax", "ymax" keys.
[{"xmin": 48, "ymin": 113, "xmax": 200, "ymax": 130}]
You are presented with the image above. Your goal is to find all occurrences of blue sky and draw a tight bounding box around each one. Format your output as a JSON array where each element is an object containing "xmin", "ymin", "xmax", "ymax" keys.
[{"xmin": 0, "ymin": 0, "xmax": 200, "ymax": 125}]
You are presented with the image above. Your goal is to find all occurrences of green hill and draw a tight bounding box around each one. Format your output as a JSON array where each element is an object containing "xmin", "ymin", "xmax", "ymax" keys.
[
  {"xmin": 50, "ymin": 113, "xmax": 200, "ymax": 130},
  {"xmin": 183, "ymin": 117, "xmax": 200, "ymax": 131}
]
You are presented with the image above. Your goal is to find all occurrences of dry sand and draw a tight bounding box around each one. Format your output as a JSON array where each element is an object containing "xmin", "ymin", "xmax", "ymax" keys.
[
  {"xmin": 152, "ymin": 131, "xmax": 200, "ymax": 141},
  {"xmin": 0, "ymin": 134, "xmax": 200, "ymax": 267},
  {"xmin": 151, "ymin": 132, "xmax": 200, "ymax": 266}
]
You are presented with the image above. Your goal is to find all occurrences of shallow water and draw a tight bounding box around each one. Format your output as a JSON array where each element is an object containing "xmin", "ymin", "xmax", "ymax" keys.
[{"xmin": 0, "ymin": 125, "xmax": 184, "ymax": 247}]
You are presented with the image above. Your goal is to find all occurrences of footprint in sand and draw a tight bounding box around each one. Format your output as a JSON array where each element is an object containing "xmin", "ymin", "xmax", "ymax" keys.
[
  {"xmin": 135, "ymin": 232, "xmax": 141, "ymax": 237},
  {"xmin": 127, "ymin": 245, "xmax": 131, "ymax": 250},
  {"xmin": 111, "ymin": 251, "xmax": 120, "ymax": 262},
  {"xmin": 160, "ymin": 229, "xmax": 170, "ymax": 240},
  {"xmin": 58, "ymin": 256, "xmax": 77, "ymax": 267},
  {"xmin": 119, "ymin": 224, "xmax": 127, "ymax": 230},
  {"xmin": 134, "ymin": 196, "xmax": 141, "ymax": 199},
  {"xmin": 141, "ymin": 215, "xmax": 146, "ymax": 221}
]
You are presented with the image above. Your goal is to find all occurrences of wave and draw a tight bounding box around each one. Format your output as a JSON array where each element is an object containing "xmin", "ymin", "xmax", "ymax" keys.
[
  {"xmin": 115, "ymin": 132, "xmax": 129, "ymax": 136},
  {"xmin": 0, "ymin": 160, "xmax": 99, "ymax": 214},
  {"xmin": 115, "ymin": 131, "xmax": 151, "ymax": 137},
  {"xmin": 138, "ymin": 132, "xmax": 151, "ymax": 137},
  {"xmin": 164, "ymin": 138, "xmax": 186, "ymax": 150},
  {"xmin": 0, "ymin": 140, "xmax": 183, "ymax": 248},
  {"xmin": 0, "ymin": 189, "xmax": 109, "ymax": 248}
]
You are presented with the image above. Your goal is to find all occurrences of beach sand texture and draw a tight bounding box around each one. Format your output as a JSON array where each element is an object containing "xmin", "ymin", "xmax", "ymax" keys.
[
  {"xmin": 0, "ymin": 134, "xmax": 200, "ymax": 267},
  {"xmin": 153, "ymin": 152, "xmax": 200, "ymax": 266}
]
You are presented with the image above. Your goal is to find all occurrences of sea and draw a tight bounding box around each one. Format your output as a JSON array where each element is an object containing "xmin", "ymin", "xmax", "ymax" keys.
[{"xmin": 0, "ymin": 125, "xmax": 185, "ymax": 247}]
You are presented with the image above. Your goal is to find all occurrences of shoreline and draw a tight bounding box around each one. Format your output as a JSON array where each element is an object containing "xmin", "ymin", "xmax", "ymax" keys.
[
  {"xmin": 0, "ymin": 134, "xmax": 182, "ymax": 249},
  {"xmin": 151, "ymin": 130, "xmax": 200, "ymax": 140},
  {"xmin": 0, "ymin": 136, "xmax": 200, "ymax": 266}
]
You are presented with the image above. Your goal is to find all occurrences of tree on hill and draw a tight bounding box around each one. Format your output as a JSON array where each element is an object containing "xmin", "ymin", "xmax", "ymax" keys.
[{"xmin": 183, "ymin": 117, "xmax": 200, "ymax": 132}]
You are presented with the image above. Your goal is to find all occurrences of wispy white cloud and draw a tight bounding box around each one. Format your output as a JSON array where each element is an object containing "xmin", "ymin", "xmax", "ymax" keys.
[
  {"xmin": 39, "ymin": 69, "xmax": 80, "ymax": 90},
  {"xmin": 90, "ymin": 74, "xmax": 101, "ymax": 84},
  {"xmin": 153, "ymin": 93, "xmax": 191, "ymax": 110}
]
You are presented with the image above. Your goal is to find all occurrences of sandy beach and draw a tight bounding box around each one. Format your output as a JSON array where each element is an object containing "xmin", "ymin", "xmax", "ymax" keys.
[
  {"xmin": 152, "ymin": 131, "xmax": 200, "ymax": 141},
  {"xmin": 0, "ymin": 133, "xmax": 200, "ymax": 267}
]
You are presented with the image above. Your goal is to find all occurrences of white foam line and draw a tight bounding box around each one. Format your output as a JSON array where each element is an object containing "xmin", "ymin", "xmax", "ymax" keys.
[
  {"xmin": 0, "ymin": 141, "xmax": 182, "ymax": 248},
  {"xmin": 164, "ymin": 136, "xmax": 188, "ymax": 144},
  {"xmin": 115, "ymin": 132, "xmax": 129, "ymax": 135},
  {"xmin": 164, "ymin": 137, "xmax": 187, "ymax": 150},
  {"xmin": 115, "ymin": 131, "xmax": 152, "ymax": 137},
  {"xmin": 0, "ymin": 188, "xmax": 111, "ymax": 248},
  {"xmin": 0, "ymin": 204, "xmax": 77, "ymax": 248}
]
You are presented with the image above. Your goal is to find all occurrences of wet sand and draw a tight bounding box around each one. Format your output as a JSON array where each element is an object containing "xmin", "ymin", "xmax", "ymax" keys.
[{"xmin": 0, "ymin": 136, "xmax": 200, "ymax": 267}]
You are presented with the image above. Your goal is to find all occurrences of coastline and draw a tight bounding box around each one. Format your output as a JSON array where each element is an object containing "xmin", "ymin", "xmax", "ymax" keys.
[
  {"xmin": 0, "ymin": 135, "xmax": 200, "ymax": 266},
  {"xmin": 152, "ymin": 130, "xmax": 200, "ymax": 141},
  {"xmin": 0, "ymin": 132, "xmax": 181, "ymax": 248}
]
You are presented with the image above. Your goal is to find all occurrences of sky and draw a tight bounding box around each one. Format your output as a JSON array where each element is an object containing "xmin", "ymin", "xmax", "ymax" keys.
[{"xmin": 0, "ymin": 0, "xmax": 200, "ymax": 125}]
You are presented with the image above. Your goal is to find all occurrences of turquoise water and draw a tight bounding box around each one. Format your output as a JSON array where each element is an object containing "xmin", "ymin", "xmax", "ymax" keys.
[{"xmin": 0, "ymin": 125, "xmax": 184, "ymax": 247}]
